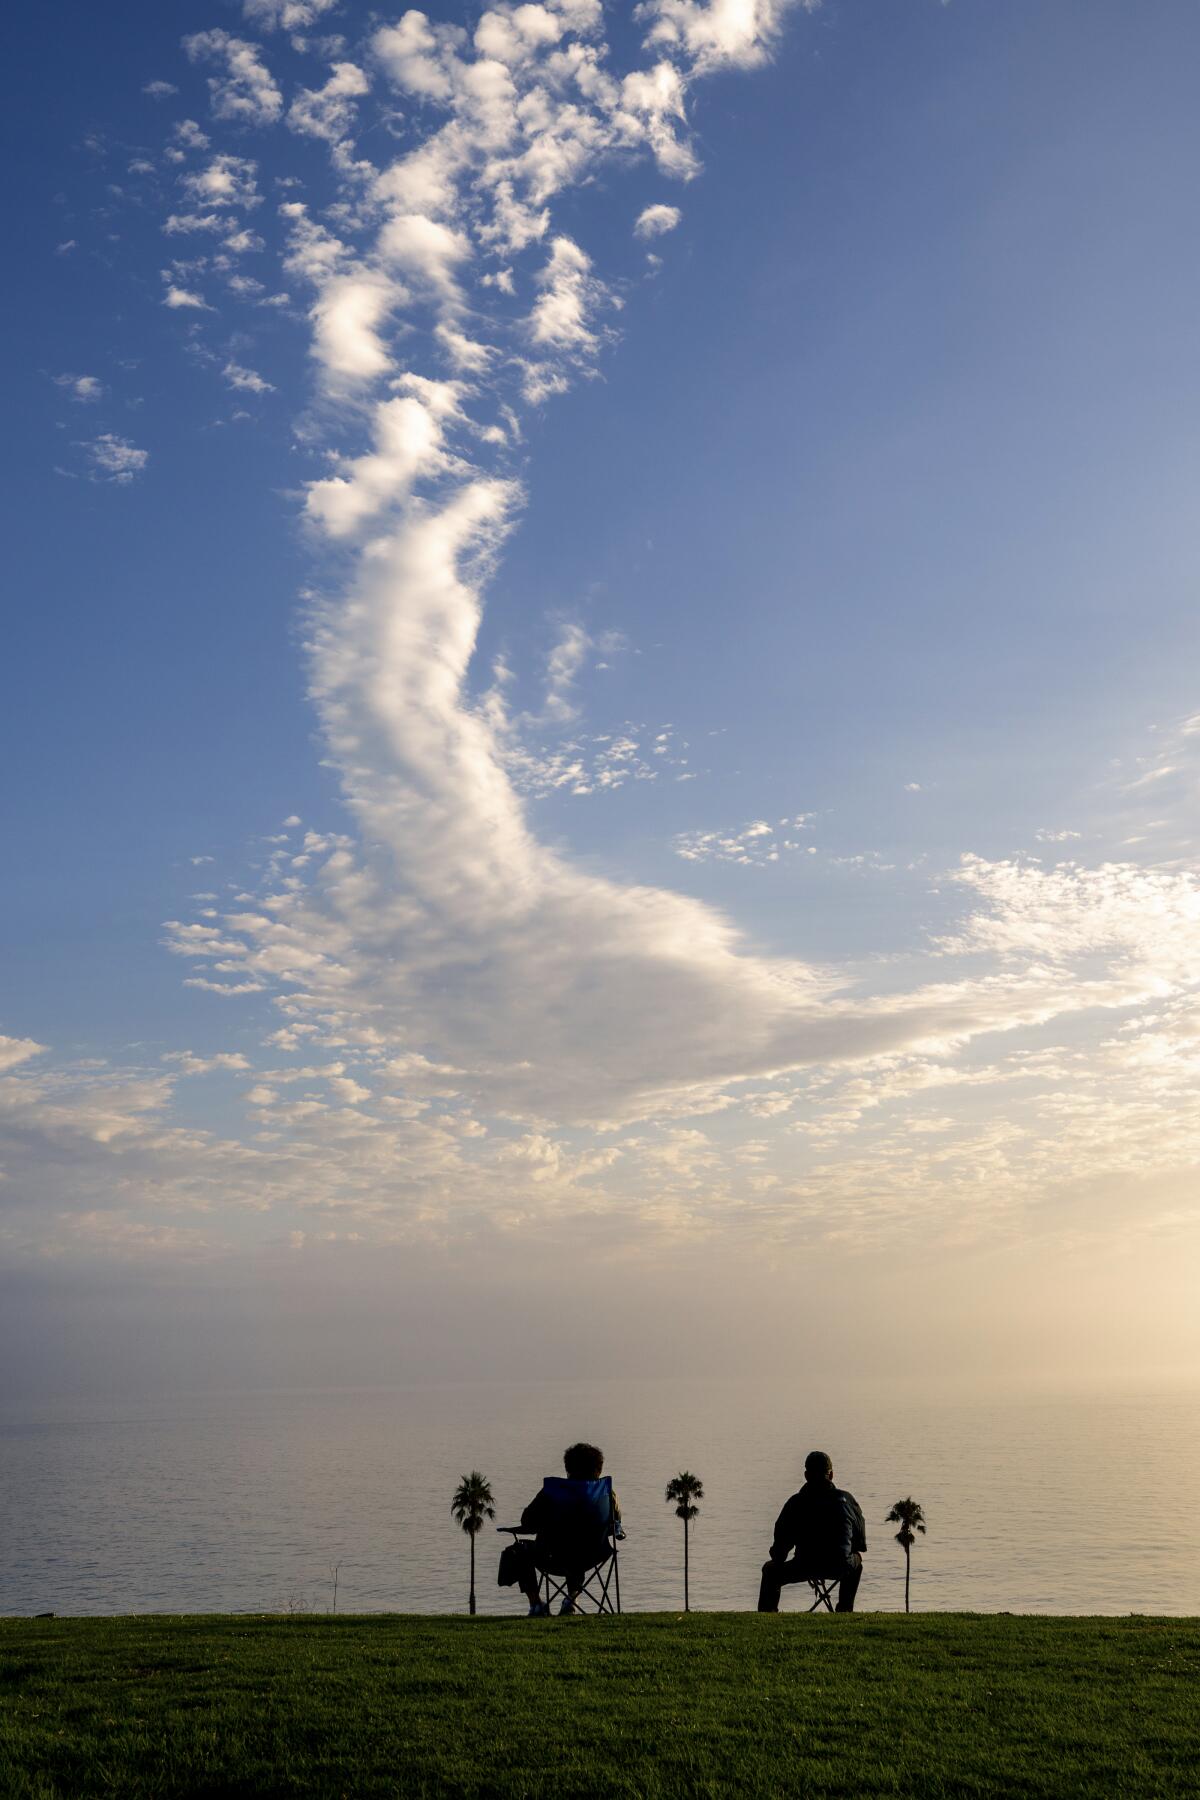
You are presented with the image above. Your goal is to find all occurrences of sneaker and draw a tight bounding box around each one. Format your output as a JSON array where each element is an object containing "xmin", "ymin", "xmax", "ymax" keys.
[
  {"xmin": 527, "ymin": 1601, "xmax": 550, "ymax": 1617},
  {"xmin": 559, "ymin": 1598, "xmax": 578, "ymax": 1615}
]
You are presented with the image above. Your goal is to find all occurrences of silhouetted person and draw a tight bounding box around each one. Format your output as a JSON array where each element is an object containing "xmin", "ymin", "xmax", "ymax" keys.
[
  {"xmin": 509, "ymin": 1442, "xmax": 622, "ymax": 1616},
  {"xmin": 757, "ymin": 1449, "xmax": 866, "ymax": 1613}
]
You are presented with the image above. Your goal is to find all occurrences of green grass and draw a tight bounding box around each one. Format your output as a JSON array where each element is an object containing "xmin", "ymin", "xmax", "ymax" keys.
[{"xmin": 2, "ymin": 1613, "xmax": 1198, "ymax": 1797}]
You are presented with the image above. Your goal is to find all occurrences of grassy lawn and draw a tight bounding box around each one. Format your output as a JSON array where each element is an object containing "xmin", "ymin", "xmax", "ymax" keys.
[{"xmin": 1, "ymin": 1612, "xmax": 1198, "ymax": 1798}]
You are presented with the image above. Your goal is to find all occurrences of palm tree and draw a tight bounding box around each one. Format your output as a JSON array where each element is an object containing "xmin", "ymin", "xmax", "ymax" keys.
[
  {"xmin": 451, "ymin": 1472, "xmax": 495, "ymax": 1616},
  {"xmin": 665, "ymin": 1471, "xmax": 704, "ymax": 1612},
  {"xmin": 885, "ymin": 1498, "xmax": 926, "ymax": 1613}
]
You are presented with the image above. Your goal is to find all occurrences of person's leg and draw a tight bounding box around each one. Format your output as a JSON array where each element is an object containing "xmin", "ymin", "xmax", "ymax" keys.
[
  {"xmin": 835, "ymin": 1556, "xmax": 863, "ymax": 1613},
  {"xmin": 514, "ymin": 1545, "xmax": 544, "ymax": 1610},
  {"xmin": 560, "ymin": 1565, "xmax": 586, "ymax": 1612},
  {"xmin": 758, "ymin": 1558, "xmax": 807, "ymax": 1611}
]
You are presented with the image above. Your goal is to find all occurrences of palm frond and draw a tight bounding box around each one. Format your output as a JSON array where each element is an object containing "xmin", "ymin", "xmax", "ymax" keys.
[
  {"xmin": 884, "ymin": 1497, "xmax": 927, "ymax": 1531},
  {"xmin": 665, "ymin": 1471, "xmax": 704, "ymax": 1505},
  {"xmin": 451, "ymin": 1470, "xmax": 496, "ymax": 1534}
]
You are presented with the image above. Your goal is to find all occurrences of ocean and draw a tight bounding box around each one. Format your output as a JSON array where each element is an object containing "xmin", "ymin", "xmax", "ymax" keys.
[{"xmin": 2, "ymin": 1380, "xmax": 1196, "ymax": 1617}]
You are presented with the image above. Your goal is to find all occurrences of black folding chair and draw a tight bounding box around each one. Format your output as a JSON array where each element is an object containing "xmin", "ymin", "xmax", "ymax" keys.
[{"xmin": 807, "ymin": 1574, "xmax": 840, "ymax": 1613}]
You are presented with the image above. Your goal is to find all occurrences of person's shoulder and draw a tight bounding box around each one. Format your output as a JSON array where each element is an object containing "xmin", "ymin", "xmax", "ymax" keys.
[{"xmin": 837, "ymin": 1487, "xmax": 863, "ymax": 1511}]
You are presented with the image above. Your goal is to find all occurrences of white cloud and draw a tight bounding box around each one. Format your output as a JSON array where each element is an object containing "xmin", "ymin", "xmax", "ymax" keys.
[
  {"xmin": 674, "ymin": 815, "xmax": 815, "ymax": 865},
  {"xmin": 243, "ymin": 0, "xmax": 340, "ymax": 28},
  {"xmin": 182, "ymin": 154, "xmax": 261, "ymax": 209},
  {"xmin": 288, "ymin": 62, "xmax": 369, "ymax": 143},
  {"xmin": 282, "ymin": 205, "xmax": 404, "ymax": 387},
  {"xmin": 636, "ymin": 0, "xmax": 817, "ymax": 73},
  {"xmin": 53, "ymin": 373, "xmax": 105, "ymax": 403},
  {"xmin": 634, "ymin": 201, "xmax": 681, "ymax": 238},
  {"xmin": 164, "ymin": 1051, "xmax": 252, "ymax": 1075},
  {"xmin": 162, "ymin": 281, "xmax": 209, "ymax": 309},
  {"xmin": 224, "ymin": 227, "xmax": 265, "ymax": 254},
  {"xmin": 303, "ymin": 378, "xmax": 467, "ymax": 535},
  {"xmin": 164, "ymin": 212, "xmax": 224, "ymax": 235},
  {"xmin": 0, "ymin": 1036, "xmax": 46, "ymax": 1074},
  {"xmin": 84, "ymin": 434, "xmax": 149, "ymax": 483},
  {"xmin": 435, "ymin": 323, "xmax": 497, "ymax": 373},
  {"xmin": 172, "ymin": 119, "xmax": 211, "ymax": 152},
  {"xmin": 377, "ymin": 211, "xmax": 472, "ymax": 304},
  {"xmin": 183, "ymin": 30, "xmax": 283, "ymax": 128},
  {"xmin": 183, "ymin": 977, "xmax": 266, "ymax": 996},
  {"xmin": 223, "ymin": 360, "xmax": 275, "ymax": 394},
  {"xmin": 143, "ymin": 80, "xmax": 179, "ymax": 99},
  {"xmin": 527, "ymin": 235, "xmax": 601, "ymax": 351}
]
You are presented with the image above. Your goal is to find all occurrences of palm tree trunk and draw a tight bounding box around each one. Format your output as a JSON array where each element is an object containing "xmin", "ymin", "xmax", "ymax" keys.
[
  {"xmin": 904, "ymin": 1545, "xmax": 910, "ymax": 1614},
  {"xmin": 469, "ymin": 1532, "xmax": 476, "ymax": 1616},
  {"xmin": 683, "ymin": 1519, "xmax": 690, "ymax": 1613}
]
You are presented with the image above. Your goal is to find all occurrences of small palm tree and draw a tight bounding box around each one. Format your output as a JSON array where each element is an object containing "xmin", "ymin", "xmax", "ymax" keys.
[
  {"xmin": 665, "ymin": 1471, "xmax": 704, "ymax": 1612},
  {"xmin": 885, "ymin": 1497, "xmax": 926, "ymax": 1613},
  {"xmin": 451, "ymin": 1472, "xmax": 495, "ymax": 1616}
]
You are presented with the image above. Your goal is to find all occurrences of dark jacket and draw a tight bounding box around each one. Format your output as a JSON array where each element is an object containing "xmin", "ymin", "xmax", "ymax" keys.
[{"xmin": 769, "ymin": 1481, "xmax": 867, "ymax": 1573}]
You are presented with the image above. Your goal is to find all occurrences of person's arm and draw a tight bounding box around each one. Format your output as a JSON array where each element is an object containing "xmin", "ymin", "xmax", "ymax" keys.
[
  {"xmin": 520, "ymin": 1489, "xmax": 548, "ymax": 1532},
  {"xmin": 769, "ymin": 1496, "xmax": 798, "ymax": 1564}
]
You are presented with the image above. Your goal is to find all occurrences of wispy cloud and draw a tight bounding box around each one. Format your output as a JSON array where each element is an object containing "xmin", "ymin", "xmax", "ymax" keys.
[
  {"xmin": 53, "ymin": 373, "xmax": 105, "ymax": 403},
  {"xmin": 183, "ymin": 30, "xmax": 283, "ymax": 127},
  {"xmin": 674, "ymin": 815, "xmax": 816, "ymax": 865},
  {"xmin": 223, "ymin": 359, "xmax": 274, "ymax": 394},
  {"xmin": 634, "ymin": 202, "xmax": 682, "ymax": 238},
  {"xmin": 82, "ymin": 434, "xmax": 149, "ymax": 483}
]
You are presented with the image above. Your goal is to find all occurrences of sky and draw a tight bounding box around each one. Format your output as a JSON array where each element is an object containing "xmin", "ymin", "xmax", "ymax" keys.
[{"xmin": 4, "ymin": 0, "xmax": 1200, "ymax": 1401}]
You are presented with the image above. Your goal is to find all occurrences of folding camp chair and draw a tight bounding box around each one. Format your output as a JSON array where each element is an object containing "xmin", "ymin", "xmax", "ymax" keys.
[
  {"xmin": 498, "ymin": 1475, "xmax": 622, "ymax": 1615},
  {"xmin": 807, "ymin": 1574, "xmax": 840, "ymax": 1613}
]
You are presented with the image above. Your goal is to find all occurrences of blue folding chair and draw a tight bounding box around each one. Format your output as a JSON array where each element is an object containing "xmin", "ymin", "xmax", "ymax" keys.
[{"xmin": 499, "ymin": 1476, "xmax": 622, "ymax": 1614}]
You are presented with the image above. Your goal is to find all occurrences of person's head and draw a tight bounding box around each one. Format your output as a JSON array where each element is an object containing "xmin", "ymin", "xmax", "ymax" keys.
[
  {"xmin": 804, "ymin": 1450, "xmax": 834, "ymax": 1484},
  {"xmin": 563, "ymin": 1442, "xmax": 605, "ymax": 1480}
]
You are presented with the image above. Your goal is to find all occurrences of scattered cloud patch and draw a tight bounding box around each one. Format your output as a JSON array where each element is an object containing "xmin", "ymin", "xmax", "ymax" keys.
[
  {"xmin": 287, "ymin": 62, "xmax": 369, "ymax": 143},
  {"xmin": 82, "ymin": 434, "xmax": 149, "ymax": 484},
  {"xmin": 183, "ymin": 30, "xmax": 283, "ymax": 128},
  {"xmin": 223, "ymin": 360, "xmax": 274, "ymax": 394},
  {"xmin": 53, "ymin": 373, "xmax": 105, "ymax": 403},
  {"xmin": 634, "ymin": 202, "xmax": 681, "ymax": 238},
  {"xmin": 162, "ymin": 275, "xmax": 210, "ymax": 308},
  {"xmin": 172, "ymin": 119, "xmax": 211, "ymax": 153},
  {"xmin": 674, "ymin": 815, "xmax": 816, "ymax": 865},
  {"xmin": 243, "ymin": 0, "xmax": 340, "ymax": 27},
  {"xmin": 0, "ymin": 1036, "xmax": 47, "ymax": 1074}
]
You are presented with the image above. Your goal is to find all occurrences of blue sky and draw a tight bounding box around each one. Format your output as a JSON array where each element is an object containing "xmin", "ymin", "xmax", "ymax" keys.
[{"xmin": 4, "ymin": 0, "xmax": 1200, "ymax": 1397}]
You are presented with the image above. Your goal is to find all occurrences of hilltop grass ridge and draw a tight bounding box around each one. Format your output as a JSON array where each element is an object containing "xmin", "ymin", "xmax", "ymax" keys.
[{"xmin": 2, "ymin": 1612, "xmax": 1198, "ymax": 1797}]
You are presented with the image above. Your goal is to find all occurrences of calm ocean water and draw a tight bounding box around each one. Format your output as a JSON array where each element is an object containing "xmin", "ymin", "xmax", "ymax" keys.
[{"xmin": 1, "ymin": 1381, "xmax": 1197, "ymax": 1618}]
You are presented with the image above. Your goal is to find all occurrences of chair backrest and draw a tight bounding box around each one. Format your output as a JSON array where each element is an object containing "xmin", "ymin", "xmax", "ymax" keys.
[{"xmin": 538, "ymin": 1477, "xmax": 614, "ymax": 1562}]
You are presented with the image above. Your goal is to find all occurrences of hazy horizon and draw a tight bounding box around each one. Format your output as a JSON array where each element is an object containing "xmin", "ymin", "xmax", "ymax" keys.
[{"xmin": 4, "ymin": 0, "xmax": 1200, "ymax": 1406}]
